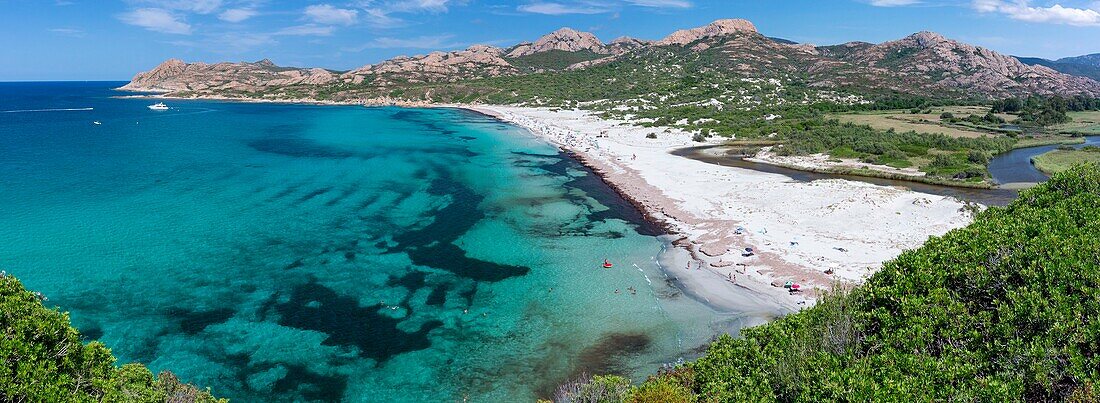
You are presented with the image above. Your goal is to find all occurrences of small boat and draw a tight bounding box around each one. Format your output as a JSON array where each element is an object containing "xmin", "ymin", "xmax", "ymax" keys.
[
  {"xmin": 147, "ymin": 102, "xmax": 168, "ymax": 110},
  {"xmin": 602, "ymin": 259, "xmax": 614, "ymax": 269},
  {"xmin": 93, "ymin": 121, "xmax": 101, "ymax": 125}
]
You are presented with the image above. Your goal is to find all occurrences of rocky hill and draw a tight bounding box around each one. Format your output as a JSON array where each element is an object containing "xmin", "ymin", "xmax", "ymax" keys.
[
  {"xmin": 122, "ymin": 19, "xmax": 1100, "ymax": 103},
  {"xmin": 505, "ymin": 28, "xmax": 609, "ymax": 57},
  {"xmin": 833, "ymin": 32, "xmax": 1100, "ymax": 97},
  {"xmin": 120, "ymin": 58, "xmax": 336, "ymax": 93},
  {"xmin": 655, "ymin": 18, "xmax": 758, "ymax": 47},
  {"xmin": 342, "ymin": 45, "xmax": 516, "ymax": 84}
]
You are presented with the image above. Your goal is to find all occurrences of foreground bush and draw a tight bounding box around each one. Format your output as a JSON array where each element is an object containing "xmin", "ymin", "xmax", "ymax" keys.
[{"xmin": 0, "ymin": 274, "xmax": 224, "ymax": 402}]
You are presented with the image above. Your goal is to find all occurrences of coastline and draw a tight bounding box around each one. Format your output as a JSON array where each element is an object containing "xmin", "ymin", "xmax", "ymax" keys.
[
  {"xmin": 116, "ymin": 89, "xmax": 975, "ymax": 313},
  {"xmin": 465, "ymin": 105, "xmax": 975, "ymax": 311}
]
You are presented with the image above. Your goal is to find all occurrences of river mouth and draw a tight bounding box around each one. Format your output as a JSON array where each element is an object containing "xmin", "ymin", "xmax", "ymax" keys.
[{"xmin": 671, "ymin": 146, "xmax": 1019, "ymax": 206}]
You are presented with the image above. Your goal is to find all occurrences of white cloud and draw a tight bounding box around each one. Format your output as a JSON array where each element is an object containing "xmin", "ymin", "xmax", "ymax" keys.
[
  {"xmin": 624, "ymin": 0, "xmax": 692, "ymax": 7},
  {"xmin": 49, "ymin": 28, "xmax": 85, "ymax": 37},
  {"xmin": 868, "ymin": 0, "xmax": 921, "ymax": 6},
  {"xmin": 516, "ymin": 0, "xmax": 690, "ymax": 14},
  {"xmin": 138, "ymin": 0, "xmax": 223, "ymax": 14},
  {"xmin": 352, "ymin": 34, "xmax": 461, "ymax": 49},
  {"xmin": 276, "ymin": 24, "xmax": 336, "ymax": 36},
  {"xmin": 973, "ymin": 0, "xmax": 1100, "ymax": 26},
  {"xmin": 118, "ymin": 8, "xmax": 192, "ymax": 34},
  {"xmin": 389, "ymin": 0, "xmax": 454, "ymax": 12},
  {"xmin": 219, "ymin": 8, "xmax": 257, "ymax": 22},
  {"xmin": 305, "ymin": 4, "xmax": 359, "ymax": 25},
  {"xmin": 361, "ymin": 8, "xmax": 406, "ymax": 28},
  {"xmin": 351, "ymin": 0, "xmax": 460, "ymax": 29},
  {"xmin": 517, "ymin": 2, "xmax": 611, "ymax": 14}
]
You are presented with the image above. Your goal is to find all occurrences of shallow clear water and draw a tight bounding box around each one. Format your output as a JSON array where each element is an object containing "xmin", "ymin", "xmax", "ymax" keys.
[{"xmin": 0, "ymin": 82, "xmax": 737, "ymax": 401}]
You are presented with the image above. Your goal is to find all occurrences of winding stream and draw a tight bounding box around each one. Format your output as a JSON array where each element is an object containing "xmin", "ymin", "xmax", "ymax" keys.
[
  {"xmin": 675, "ymin": 136, "xmax": 1099, "ymax": 207},
  {"xmin": 987, "ymin": 136, "xmax": 1100, "ymax": 185}
]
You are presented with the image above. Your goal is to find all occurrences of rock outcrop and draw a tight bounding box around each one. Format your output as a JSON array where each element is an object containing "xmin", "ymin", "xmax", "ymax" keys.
[
  {"xmin": 607, "ymin": 36, "xmax": 650, "ymax": 54},
  {"xmin": 506, "ymin": 28, "xmax": 608, "ymax": 57},
  {"xmin": 656, "ymin": 19, "xmax": 758, "ymax": 46},
  {"xmin": 343, "ymin": 45, "xmax": 515, "ymax": 83},
  {"xmin": 120, "ymin": 59, "xmax": 336, "ymax": 92}
]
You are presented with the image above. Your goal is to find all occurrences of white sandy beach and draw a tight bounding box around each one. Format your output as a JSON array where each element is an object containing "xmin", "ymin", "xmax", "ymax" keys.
[{"xmin": 469, "ymin": 105, "xmax": 974, "ymax": 311}]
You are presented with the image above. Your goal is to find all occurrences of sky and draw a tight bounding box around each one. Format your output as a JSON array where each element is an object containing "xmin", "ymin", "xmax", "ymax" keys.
[{"xmin": 1, "ymin": 0, "xmax": 1099, "ymax": 80}]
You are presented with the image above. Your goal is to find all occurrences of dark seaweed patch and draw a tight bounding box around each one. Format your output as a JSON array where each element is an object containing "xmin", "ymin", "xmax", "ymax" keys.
[
  {"xmin": 324, "ymin": 186, "xmax": 358, "ymax": 207},
  {"xmin": 294, "ymin": 187, "xmax": 332, "ymax": 205},
  {"xmin": 167, "ymin": 307, "xmax": 236, "ymax": 335},
  {"xmin": 426, "ymin": 287, "xmax": 447, "ymax": 306},
  {"xmin": 388, "ymin": 176, "xmax": 529, "ymax": 282},
  {"xmin": 271, "ymin": 364, "xmax": 349, "ymax": 402},
  {"xmin": 273, "ymin": 280, "xmax": 442, "ymax": 362},
  {"xmin": 536, "ymin": 332, "xmax": 652, "ymax": 398},
  {"xmin": 80, "ymin": 324, "xmax": 104, "ymax": 342},
  {"xmin": 515, "ymin": 150, "xmax": 664, "ymax": 237},
  {"xmin": 459, "ymin": 283, "xmax": 478, "ymax": 306},
  {"xmin": 248, "ymin": 137, "xmax": 354, "ymax": 159},
  {"xmin": 387, "ymin": 270, "xmax": 427, "ymax": 290},
  {"xmin": 284, "ymin": 259, "xmax": 305, "ymax": 270}
]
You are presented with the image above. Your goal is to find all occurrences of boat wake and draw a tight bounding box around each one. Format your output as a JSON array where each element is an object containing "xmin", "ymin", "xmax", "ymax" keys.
[{"xmin": 1, "ymin": 107, "xmax": 94, "ymax": 113}]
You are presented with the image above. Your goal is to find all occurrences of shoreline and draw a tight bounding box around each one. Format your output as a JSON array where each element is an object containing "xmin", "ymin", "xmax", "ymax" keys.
[
  {"xmin": 465, "ymin": 106, "xmax": 801, "ymax": 314},
  {"xmin": 115, "ymin": 90, "xmax": 975, "ymax": 314},
  {"xmin": 465, "ymin": 105, "xmax": 975, "ymax": 312}
]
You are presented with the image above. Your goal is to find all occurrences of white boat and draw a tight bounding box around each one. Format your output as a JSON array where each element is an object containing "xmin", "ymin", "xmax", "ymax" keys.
[
  {"xmin": 93, "ymin": 121, "xmax": 102, "ymax": 125},
  {"xmin": 147, "ymin": 102, "xmax": 168, "ymax": 111}
]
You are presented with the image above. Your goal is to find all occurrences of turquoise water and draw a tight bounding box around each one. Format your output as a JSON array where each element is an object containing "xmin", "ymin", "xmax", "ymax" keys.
[{"xmin": 0, "ymin": 82, "xmax": 737, "ymax": 401}]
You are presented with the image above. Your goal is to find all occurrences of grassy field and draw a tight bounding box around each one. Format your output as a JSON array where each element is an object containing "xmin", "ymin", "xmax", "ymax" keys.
[
  {"xmin": 1053, "ymin": 111, "xmax": 1100, "ymax": 135},
  {"xmin": 1014, "ymin": 136, "xmax": 1086, "ymax": 148},
  {"xmin": 1031, "ymin": 148, "xmax": 1100, "ymax": 174},
  {"xmin": 830, "ymin": 106, "xmax": 1013, "ymax": 138}
]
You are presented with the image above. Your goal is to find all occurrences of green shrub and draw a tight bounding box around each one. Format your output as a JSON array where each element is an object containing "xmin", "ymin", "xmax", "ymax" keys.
[
  {"xmin": 0, "ymin": 274, "xmax": 224, "ymax": 403},
  {"xmin": 967, "ymin": 149, "xmax": 990, "ymax": 164},
  {"xmin": 686, "ymin": 165, "xmax": 1100, "ymax": 401},
  {"xmin": 632, "ymin": 376, "xmax": 695, "ymax": 403}
]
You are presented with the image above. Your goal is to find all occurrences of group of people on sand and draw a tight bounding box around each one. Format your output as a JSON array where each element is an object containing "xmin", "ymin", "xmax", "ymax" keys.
[{"xmin": 685, "ymin": 260, "xmax": 738, "ymax": 284}]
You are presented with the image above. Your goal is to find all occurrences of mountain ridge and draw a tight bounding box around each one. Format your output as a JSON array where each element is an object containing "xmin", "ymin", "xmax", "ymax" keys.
[
  {"xmin": 1017, "ymin": 53, "xmax": 1100, "ymax": 81},
  {"xmin": 121, "ymin": 19, "xmax": 1100, "ymax": 103}
]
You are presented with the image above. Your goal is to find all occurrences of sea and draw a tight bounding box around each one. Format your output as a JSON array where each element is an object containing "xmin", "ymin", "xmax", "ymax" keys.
[{"xmin": 0, "ymin": 82, "xmax": 749, "ymax": 401}]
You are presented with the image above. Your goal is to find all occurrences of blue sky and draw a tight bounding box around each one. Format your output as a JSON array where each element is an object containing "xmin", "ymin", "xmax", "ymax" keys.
[{"xmin": 2, "ymin": 0, "xmax": 1099, "ymax": 80}]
